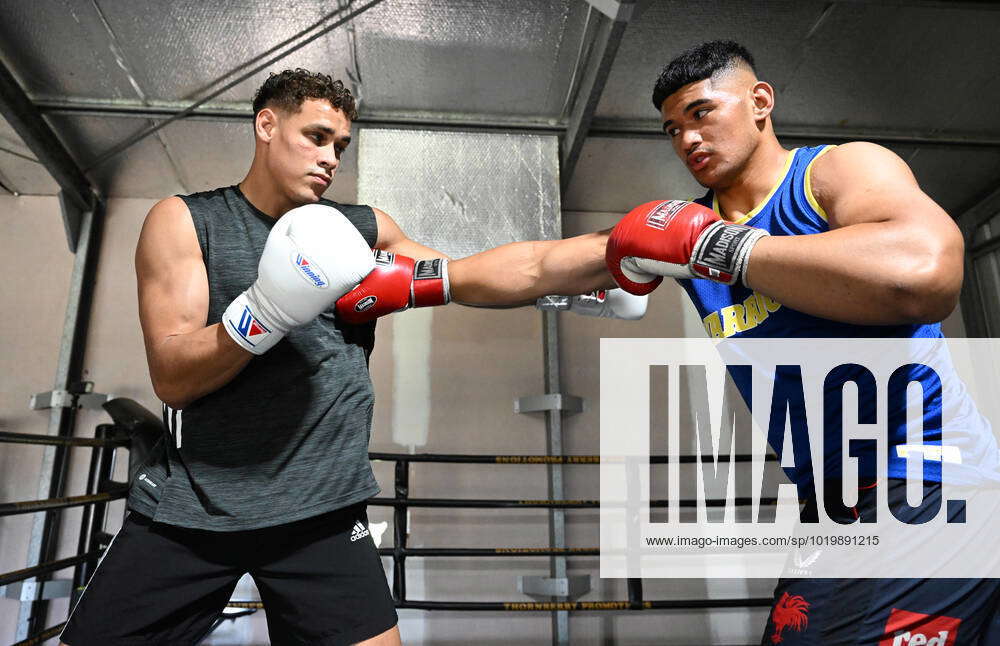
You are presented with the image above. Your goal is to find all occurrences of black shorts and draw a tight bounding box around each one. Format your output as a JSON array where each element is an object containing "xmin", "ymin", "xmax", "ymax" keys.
[
  {"xmin": 761, "ymin": 480, "xmax": 1000, "ymax": 644},
  {"xmin": 61, "ymin": 503, "xmax": 397, "ymax": 646}
]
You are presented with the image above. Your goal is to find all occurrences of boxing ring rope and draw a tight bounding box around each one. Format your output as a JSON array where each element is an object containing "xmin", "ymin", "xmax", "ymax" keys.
[
  {"xmin": 0, "ymin": 405, "xmax": 778, "ymax": 644},
  {"xmin": 1, "ymin": 410, "xmax": 136, "ymax": 646},
  {"xmin": 368, "ymin": 497, "xmax": 770, "ymax": 508},
  {"xmin": 352, "ymin": 452, "xmax": 774, "ymax": 614},
  {"xmin": 0, "ymin": 432, "xmax": 128, "ymax": 449},
  {"xmin": 0, "ymin": 491, "xmax": 127, "ymax": 517},
  {"xmin": 8, "ymin": 623, "xmax": 65, "ymax": 646},
  {"xmin": 0, "ymin": 551, "xmax": 103, "ymax": 588}
]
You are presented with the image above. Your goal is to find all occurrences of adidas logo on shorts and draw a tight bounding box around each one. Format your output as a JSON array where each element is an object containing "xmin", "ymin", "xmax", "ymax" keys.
[{"xmin": 350, "ymin": 521, "xmax": 370, "ymax": 542}]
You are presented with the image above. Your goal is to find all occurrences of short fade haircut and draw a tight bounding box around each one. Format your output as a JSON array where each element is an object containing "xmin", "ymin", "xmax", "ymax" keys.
[
  {"xmin": 251, "ymin": 68, "xmax": 359, "ymax": 121},
  {"xmin": 651, "ymin": 40, "xmax": 756, "ymax": 111}
]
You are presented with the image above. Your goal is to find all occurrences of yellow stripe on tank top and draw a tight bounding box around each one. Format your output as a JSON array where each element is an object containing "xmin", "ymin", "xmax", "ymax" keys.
[{"xmin": 804, "ymin": 144, "xmax": 836, "ymax": 221}]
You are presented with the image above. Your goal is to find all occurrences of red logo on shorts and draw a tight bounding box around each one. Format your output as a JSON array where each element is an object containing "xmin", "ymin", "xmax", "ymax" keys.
[
  {"xmin": 768, "ymin": 592, "xmax": 810, "ymax": 643},
  {"xmin": 879, "ymin": 608, "xmax": 961, "ymax": 646}
]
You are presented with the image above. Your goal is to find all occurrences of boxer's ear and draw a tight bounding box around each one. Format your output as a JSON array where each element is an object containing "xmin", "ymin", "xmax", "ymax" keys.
[
  {"xmin": 255, "ymin": 108, "xmax": 278, "ymax": 142},
  {"xmin": 751, "ymin": 82, "xmax": 775, "ymax": 122}
]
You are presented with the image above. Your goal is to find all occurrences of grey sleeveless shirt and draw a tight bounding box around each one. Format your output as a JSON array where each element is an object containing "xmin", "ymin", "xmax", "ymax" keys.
[{"xmin": 127, "ymin": 185, "xmax": 381, "ymax": 531}]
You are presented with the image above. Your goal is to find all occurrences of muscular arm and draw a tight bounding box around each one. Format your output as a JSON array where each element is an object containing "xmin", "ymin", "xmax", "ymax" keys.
[
  {"xmin": 373, "ymin": 207, "xmax": 615, "ymax": 305},
  {"xmin": 136, "ymin": 197, "xmax": 251, "ymax": 409},
  {"xmin": 744, "ymin": 143, "xmax": 963, "ymax": 325}
]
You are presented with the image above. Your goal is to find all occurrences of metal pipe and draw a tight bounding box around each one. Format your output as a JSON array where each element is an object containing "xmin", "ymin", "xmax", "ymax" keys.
[
  {"xmin": 539, "ymin": 309, "xmax": 571, "ymax": 645},
  {"xmin": 35, "ymin": 99, "xmax": 1000, "ymax": 151},
  {"xmin": 588, "ymin": 118, "xmax": 1000, "ymax": 149}
]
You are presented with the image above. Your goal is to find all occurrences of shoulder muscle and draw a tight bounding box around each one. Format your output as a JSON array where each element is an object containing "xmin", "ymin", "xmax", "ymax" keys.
[
  {"xmin": 810, "ymin": 142, "xmax": 926, "ymax": 228},
  {"xmin": 135, "ymin": 196, "xmax": 209, "ymax": 340}
]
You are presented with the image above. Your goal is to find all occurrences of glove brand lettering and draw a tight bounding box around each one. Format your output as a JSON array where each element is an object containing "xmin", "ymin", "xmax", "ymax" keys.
[
  {"xmin": 414, "ymin": 259, "xmax": 444, "ymax": 280},
  {"xmin": 355, "ymin": 295, "xmax": 378, "ymax": 312},
  {"xmin": 644, "ymin": 200, "xmax": 688, "ymax": 230},
  {"xmin": 702, "ymin": 227, "xmax": 739, "ymax": 268},
  {"xmin": 293, "ymin": 253, "xmax": 328, "ymax": 288}
]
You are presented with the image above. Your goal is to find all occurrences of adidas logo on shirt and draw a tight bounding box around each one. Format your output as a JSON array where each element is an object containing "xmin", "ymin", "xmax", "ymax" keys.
[{"xmin": 350, "ymin": 521, "xmax": 370, "ymax": 542}]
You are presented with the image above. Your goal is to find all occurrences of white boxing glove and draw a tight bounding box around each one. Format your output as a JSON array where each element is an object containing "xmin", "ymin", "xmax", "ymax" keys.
[
  {"xmin": 223, "ymin": 204, "xmax": 376, "ymax": 354},
  {"xmin": 535, "ymin": 289, "xmax": 647, "ymax": 320}
]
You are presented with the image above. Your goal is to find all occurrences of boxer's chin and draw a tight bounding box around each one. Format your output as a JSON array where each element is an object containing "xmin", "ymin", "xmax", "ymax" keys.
[{"xmin": 299, "ymin": 183, "xmax": 324, "ymax": 203}]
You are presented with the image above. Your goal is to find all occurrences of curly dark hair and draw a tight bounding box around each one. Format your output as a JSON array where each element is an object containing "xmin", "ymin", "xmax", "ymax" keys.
[
  {"xmin": 252, "ymin": 69, "xmax": 359, "ymax": 121},
  {"xmin": 651, "ymin": 41, "xmax": 756, "ymax": 111}
]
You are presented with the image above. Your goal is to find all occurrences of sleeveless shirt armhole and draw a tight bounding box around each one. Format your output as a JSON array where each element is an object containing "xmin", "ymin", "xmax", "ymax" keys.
[
  {"xmin": 177, "ymin": 194, "xmax": 210, "ymax": 261},
  {"xmin": 804, "ymin": 145, "xmax": 836, "ymax": 222}
]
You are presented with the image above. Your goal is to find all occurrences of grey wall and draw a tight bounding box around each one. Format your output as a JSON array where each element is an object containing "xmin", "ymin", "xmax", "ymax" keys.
[{"xmin": 0, "ymin": 195, "xmax": 76, "ymax": 640}]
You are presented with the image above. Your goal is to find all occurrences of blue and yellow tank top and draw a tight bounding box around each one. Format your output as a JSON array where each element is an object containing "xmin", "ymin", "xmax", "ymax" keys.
[
  {"xmin": 681, "ymin": 145, "xmax": 939, "ymax": 342},
  {"xmin": 677, "ymin": 145, "xmax": 996, "ymax": 488}
]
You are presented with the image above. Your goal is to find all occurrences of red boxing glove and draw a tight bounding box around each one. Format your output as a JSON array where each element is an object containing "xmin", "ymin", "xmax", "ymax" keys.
[
  {"xmin": 605, "ymin": 200, "xmax": 769, "ymax": 295},
  {"xmin": 336, "ymin": 250, "xmax": 450, "ymax": 324}
]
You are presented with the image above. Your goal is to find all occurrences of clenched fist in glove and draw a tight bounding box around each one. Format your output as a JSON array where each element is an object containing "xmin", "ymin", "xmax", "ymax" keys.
[
  {"xmin": 223, "ymin": 204, "xmax": 376, "ymax": 354},
  {"xmin": 605, "ymin": 200, "xmax": 769, "ymax": 295},
  {"xmin": 336, "ymin": 250, "xmax": 450, "ymax": 324}
]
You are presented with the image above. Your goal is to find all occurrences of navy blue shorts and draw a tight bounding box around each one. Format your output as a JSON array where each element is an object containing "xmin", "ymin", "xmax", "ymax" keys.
[
  {"xmin": 61, "ymin": 503, "xmax": 397, "ymax": 646},
  {"xmin": 761, "ymin": 479, "xmax": 1000, "ymax": 645}
]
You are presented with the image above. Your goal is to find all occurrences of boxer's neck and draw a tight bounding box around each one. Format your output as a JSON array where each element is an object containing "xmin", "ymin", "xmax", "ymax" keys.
[
  {"xmin": 713, "ymin": 137, "xmax": 789, "ymax": 222},
  {"xmin": 238, "ymin": 164, "xmax": 298, "ymax": 220}
]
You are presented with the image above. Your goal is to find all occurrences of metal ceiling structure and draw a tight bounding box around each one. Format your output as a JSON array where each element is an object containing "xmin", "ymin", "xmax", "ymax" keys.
[{"xmin": 0, "ymin": 0, "xmax": 999, "ymax": 216}]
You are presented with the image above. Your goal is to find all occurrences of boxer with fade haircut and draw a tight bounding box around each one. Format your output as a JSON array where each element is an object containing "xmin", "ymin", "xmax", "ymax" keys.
[
  {"xmin": 651, "ymin": 39, "xmax": 757, "ymax": 113},
  {"xmin": 603, "ymin": 39, "xmax": 1000, "ymax": 645}
]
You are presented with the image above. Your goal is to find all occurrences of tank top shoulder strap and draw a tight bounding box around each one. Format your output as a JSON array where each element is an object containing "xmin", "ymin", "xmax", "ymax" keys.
[
  {"xmin": 177, "ymin": 187, "xmax": 239, "ymax": 258},
  {"xmin": 781, "ymin": 144, "xmax": 836, "ymax": 234}
]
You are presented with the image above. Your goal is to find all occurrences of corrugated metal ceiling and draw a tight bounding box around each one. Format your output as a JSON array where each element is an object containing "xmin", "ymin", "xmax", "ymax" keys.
[{"xmin": 0, "ymin": 0, "xmax": 998, "ymax": 217}]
